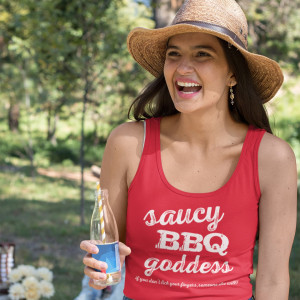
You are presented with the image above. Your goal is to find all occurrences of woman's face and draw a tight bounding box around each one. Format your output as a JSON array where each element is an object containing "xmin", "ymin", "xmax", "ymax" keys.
[{"xmin": 164, "ymin": 32, "xmax": 236, "ymax": 114}]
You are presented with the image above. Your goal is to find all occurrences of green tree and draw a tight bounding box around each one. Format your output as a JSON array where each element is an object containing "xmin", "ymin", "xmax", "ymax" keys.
[
  {"xmin": 0, "ymin": 0, "xmax": 154, "ymax": 223},
  {"xmin": 237, "ymin": 0, "xmax": 300, "ymax": 71}
]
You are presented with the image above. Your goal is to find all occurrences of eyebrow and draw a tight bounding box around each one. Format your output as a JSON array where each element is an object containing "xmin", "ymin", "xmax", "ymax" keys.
[{"xmin": 166, "ymin": 45, "xmax": 217, "ymax": 53}]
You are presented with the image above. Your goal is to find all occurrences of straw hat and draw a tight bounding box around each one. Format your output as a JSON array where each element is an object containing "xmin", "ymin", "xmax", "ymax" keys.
[{"xmin": 127, "ymin": 0, "xmax": 284, "ymax": 103}]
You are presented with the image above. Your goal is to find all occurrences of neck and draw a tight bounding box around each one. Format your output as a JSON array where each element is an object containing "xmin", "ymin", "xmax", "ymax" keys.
[{"xmin": 167, "ymin": 111, "xmax": 243, "ymax": 148}]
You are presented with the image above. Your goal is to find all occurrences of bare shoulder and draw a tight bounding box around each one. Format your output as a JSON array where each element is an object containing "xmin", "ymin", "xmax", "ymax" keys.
[
  {"xmin": 259, "ymin": 132, "xmax": 296, "ymax": 165},
  {"xmin": 106, "ymin": 121, "xmax": 144, "ymax": 154},
  {"xmin": 108, "ymin": 121, "xmax": 144, "ymax": 142},
  {"xmin": 100, "ymin": 121, "xmax": 144, "ymax": 191},
  {"xmin": 102, "ymin": 121, "xmax": 145, "ymax": 187},
  {"xmin": 258, "ymin": 132, "xmax": 297, "ymax": 193}
]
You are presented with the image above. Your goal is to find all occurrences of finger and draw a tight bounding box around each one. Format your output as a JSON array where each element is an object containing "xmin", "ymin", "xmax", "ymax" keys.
[
  {"xmin": 118, "ymin": 242, "xmax": 131, "ymax": 268},
  {"xmin": 80, "ymin": 240, "xmax": 99, "ymax": 254},
  {"xmin": 88, "ymin": 278, "xmax": 107, "ymax": 290},
  {"xmin": 119, "ymin": 242, "xmax": 131, "ymax": 256},
  {"xmin": 84, "ymin": 266, "xmax": 107, "ymax": 281},
  {"xmin": 83, "ymin": 254, "xmax": 108, "ymax": 271}
]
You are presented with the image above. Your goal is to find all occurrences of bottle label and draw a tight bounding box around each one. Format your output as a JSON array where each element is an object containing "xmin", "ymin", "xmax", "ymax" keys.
[{"xmin": 92, "ymin": 242, "xmax": 120, "ymax": 274}]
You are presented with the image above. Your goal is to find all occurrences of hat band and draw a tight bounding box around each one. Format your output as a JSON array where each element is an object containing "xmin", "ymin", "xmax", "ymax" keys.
[{"xmin": 175, "ymin": 21, "xmax": 247, "ymax": 50}]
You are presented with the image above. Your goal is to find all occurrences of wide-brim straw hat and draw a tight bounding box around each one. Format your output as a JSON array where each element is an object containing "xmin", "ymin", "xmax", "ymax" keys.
[{"xmin": 127, "ymin": 0, "xmax": 284, "ymax": 103}]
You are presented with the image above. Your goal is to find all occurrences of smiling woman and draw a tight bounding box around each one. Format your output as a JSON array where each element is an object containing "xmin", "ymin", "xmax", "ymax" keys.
[
  {"xmin": 79, "ymin": 1, "xmax": 297, "ymax": 300},
  {"xmin": 164, "ymin": 32, "xmax": 234, "ymax": 113}
]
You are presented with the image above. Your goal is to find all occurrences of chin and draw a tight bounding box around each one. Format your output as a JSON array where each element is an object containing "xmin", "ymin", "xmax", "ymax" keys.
[{"xmin": 173, "ymin": 105, "xmax": 200, "ymax": 114}]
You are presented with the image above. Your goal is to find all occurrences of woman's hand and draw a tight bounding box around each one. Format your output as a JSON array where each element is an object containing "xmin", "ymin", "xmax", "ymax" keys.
[{"xmin": 80, "ymin": 240, "xmax": 131, "ymax": 289}]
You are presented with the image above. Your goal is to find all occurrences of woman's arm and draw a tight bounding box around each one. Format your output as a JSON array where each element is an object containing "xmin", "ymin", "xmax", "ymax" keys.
[
  {"xmin": 255, "ymin": 133, "xmax": 297, "ymax": 300},
  {"xmin": 100, "ymin": 124, "xmax": 132, "ymax": 243},
  {"xmin": 100, "ymin": 121, "xmax": 144, "ymax": 241},
  {"xmin": 80, "ymin": 121, "xmax": 144, "ymax": 289}
]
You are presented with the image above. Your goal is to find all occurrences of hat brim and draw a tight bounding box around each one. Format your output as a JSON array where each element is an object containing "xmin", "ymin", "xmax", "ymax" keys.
[{"xmin": 127, "ymin": 24, "xmax": 283, "ymax": 103}]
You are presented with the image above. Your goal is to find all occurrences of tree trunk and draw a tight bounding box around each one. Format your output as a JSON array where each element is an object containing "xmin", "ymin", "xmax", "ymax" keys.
[
  {"xmin": 47, "ymin": 107, "xmax": 52, "ymax": 139},
  {"xmin": 92, "ymin": 110, "xmax": 100, "ymax": 145},
  {"xmin": 93, "ymin": 123, "xmax": 100, "ymax": 145},
  {"xmin": 80, "ymin": 74, "xmax": 89, "ymax": 226},
  {"xmin": 8, "ymin": 102, "xmax": 19, "ymax": 132},
  {"xmin": 21, "ymin": 66, "xmax": 35, "ymax": 178},
  {"xmin": 47, "ymin": 107, "xmax": 58, "ymax": 146}
]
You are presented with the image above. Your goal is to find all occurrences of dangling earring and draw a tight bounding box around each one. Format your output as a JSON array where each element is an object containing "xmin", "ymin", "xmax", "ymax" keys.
[{"xmin": 230, "ymin": 86, "xmax": 235, "ymax": 106}]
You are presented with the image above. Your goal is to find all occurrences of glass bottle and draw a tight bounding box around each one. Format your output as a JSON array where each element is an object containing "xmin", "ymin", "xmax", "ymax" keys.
[{"xmin": 90, "ymin": 184, "xmax": 121, "ymax": 286}]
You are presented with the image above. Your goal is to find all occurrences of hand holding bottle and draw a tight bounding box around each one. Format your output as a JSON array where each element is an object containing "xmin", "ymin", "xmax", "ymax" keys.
[
  {"xmin": 80, "ymin": 240, "xmax": 131, "ymax": 289},
  {"xmin": 80, "ymin": 184, "xmax": 131, "ymax": 288}
]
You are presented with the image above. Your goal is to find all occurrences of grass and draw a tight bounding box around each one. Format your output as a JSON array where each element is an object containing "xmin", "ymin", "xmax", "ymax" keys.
[{"xmin": 0, "ymin": 163, "xmax": 96, "ymax": 299}]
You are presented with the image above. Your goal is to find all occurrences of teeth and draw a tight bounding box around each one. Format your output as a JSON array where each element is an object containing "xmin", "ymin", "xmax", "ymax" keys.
[{"xmin": 177, "ymin": 81, "xmax": 200, "ymax": 87}]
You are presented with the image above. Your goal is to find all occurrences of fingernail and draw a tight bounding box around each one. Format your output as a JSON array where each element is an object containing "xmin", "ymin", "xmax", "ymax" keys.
[
  {"xmin": 98, "ymin": 273, "xmax": 106, "ymax": 280},
  {"xmin": 101, "ymin": 269, "xmax": 106, "ymax": 274}
]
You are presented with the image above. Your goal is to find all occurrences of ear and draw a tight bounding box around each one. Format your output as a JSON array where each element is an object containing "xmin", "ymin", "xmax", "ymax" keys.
[{"xmin": 227, "ymin": 74, "xmax": 237, "ymax": 87}]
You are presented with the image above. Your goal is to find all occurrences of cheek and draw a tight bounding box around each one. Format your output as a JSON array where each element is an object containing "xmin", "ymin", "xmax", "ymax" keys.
[
  {"xmin": 163, "ymin": 62, "xmax": 174, "ymax": 89},
  {"xmin": 163, "ymin": 60, "xmax": 172, "ymax": 77},
  {"xmin": 200, "ymin": 65, "xmax": 230, "ymax": 87},
  {"xmin": 195, "ymin": 63, "xmax": 216, "ymax": 77}
]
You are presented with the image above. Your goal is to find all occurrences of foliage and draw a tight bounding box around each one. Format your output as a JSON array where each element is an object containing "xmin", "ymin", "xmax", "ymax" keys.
[
  {"xmin": 0, "ymin": 0, "xmax": 154, "ymax": 140},
  {"xmin": 266, "ymin": 73, "xmax": 300, "ymax": 172},
  {"xmin": 0, "ymin": 0, "xmax": 154, "ymax": 224},
  {"xmin": 0, "ymin": 112, "xmax": 106, "ymax": 168},
  {"xmin": 237, "ymin": 0, "xmax": 300, "ymax": 71}
]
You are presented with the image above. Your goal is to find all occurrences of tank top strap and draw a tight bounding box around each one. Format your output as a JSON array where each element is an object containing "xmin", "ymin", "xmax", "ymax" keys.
[
  {"xmin": 243, "ymin": 124, "xmax": 266, "ymax": 197},
  {"xmin": 143, "ymin": 117, "xmax": 161, "ymax": 155},
  {"xmin": 244, "ymin": 125, "xmax": 266, "ymax": 155}
]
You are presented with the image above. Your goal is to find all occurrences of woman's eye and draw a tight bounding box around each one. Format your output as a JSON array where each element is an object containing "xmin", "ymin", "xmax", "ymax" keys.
[
  {"xmin": 166, "ymin": 51, "xmax": 180, "ymax": 57},
  {"xmin": 196, "ymin": 51, "xmax": 210, "ymax": 57}
]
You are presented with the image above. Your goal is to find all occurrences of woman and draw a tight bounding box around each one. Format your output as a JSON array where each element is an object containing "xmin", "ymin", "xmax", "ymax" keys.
[{"xmin": 80, "ymin": 0, "xmax": 297, "ymax": 299}]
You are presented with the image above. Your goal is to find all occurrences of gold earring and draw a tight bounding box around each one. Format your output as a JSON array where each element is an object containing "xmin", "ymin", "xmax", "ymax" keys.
[{"xmin": 230, "ymin": 86, "xmax": 234, "ymax": 106}]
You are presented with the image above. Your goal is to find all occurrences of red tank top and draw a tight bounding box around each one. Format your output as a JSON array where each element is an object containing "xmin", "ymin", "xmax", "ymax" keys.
[{"xmin": 124, "ymin": 118, "xmax": 265, "ymax": 300}]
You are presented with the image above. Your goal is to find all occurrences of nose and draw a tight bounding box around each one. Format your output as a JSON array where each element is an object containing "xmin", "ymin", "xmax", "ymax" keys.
[{"xmin": 176, "ymin": 57, "xmax": 194, "ymax": 75}]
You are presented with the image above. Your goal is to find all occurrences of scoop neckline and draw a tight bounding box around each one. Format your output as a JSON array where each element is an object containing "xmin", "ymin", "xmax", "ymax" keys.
[{"xmin": 156, "ymin": 119, "xmax": 252, "ymax": 198}]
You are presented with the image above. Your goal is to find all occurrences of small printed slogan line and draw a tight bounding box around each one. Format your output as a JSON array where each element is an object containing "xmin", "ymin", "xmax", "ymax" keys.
[{"xmin": 135, "ymin": 276, "xmax": 239, "ymax": 288}]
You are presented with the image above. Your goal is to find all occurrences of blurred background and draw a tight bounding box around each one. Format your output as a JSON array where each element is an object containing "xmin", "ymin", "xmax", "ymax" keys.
[{"xmin": 0, "ymin": 0, "xmax": 299, "ymax": 299}]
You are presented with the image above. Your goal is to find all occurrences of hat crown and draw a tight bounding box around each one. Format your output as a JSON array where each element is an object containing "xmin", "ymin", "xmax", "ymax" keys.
[{"xmin": 172, "ymin": 0, "xmax": 248, "ymax": 48}]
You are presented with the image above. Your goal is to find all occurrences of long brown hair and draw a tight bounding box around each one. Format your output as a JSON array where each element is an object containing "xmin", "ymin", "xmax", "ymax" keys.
[{"xmin": 128, "ymin": 38, "xmax": 273, "ymax": 134}]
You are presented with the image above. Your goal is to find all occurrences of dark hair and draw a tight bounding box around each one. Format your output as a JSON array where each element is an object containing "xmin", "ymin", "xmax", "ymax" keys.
[{"xmin": 128, "ymin": 37, "xmax": 273, "ymax": 134}]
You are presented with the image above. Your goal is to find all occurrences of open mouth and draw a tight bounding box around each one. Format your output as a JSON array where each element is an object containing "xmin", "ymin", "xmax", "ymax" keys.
[{"xmin": 176, "ymin": 81, "xmax": 202, "ymax": 94}]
